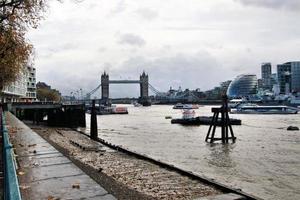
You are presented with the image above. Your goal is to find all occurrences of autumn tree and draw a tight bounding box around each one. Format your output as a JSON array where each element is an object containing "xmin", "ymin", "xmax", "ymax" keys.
[
  {"xmin": 37, "ymin": 87, "xmax": 61, "ymax": 102},
  {"xmin": 0, "ymin": 0, "xmax": 46, "ymax": 90}
]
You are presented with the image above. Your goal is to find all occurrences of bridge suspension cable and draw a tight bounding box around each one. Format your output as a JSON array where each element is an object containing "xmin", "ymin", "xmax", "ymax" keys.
[
  {"xmin": 148, "ymin": 83, "xmax": 166, "ymax": 96},
  {"xmin": 84, "ymin": 83, "xmax": 101, "ymax": 100}
]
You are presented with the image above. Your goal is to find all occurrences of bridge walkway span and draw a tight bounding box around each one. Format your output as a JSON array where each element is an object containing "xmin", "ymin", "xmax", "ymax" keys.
[{"xmin": 109, "ymin": 80, "xmax": 141, "ymax": 84}]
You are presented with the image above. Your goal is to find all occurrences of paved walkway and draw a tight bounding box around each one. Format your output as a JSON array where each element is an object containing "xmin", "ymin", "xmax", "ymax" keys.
[{"xmin": 6, "ymin": 113, "xmax": 115, "ymax": 200}]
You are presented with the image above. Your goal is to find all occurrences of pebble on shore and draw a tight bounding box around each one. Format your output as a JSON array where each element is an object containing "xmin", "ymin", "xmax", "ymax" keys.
[{"xmin": 32, "ymin": 127, "xmax": 223, "ymax": 200}]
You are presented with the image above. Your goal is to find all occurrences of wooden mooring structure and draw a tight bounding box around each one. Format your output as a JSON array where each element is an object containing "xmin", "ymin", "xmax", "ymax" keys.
[{"xmin": 205, "ymin": 95, "xmax": 236, "ymax": 143}]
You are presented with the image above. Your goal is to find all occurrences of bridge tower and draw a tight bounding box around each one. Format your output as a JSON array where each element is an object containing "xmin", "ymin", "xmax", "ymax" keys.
[
  {"xmin": 101, "ymin": 72, "xmax": 109, "ymax": 102},
  {"xmin": 139, "ymin": 71, "xmax": 150, "ymax": 106}
]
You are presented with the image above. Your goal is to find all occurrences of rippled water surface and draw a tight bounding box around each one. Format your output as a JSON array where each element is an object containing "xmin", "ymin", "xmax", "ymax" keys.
[{"xmin": 84, "ymin": 105, "xmax": 300, "ymax": 200}]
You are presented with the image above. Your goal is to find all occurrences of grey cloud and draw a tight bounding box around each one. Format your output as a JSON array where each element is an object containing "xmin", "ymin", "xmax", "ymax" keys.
[
  {"xmin": 41, "ymin": 60, "xmax": 103, "ymax": 96},
  {"xmin": 97, "ymin": 47, "xmax": 107, "ymax": 53},
  {"xmin": 60, "ymin": 43, "xmax": 78, "ymax": 51},
  {"xmin": 118, "ymin": 33, "xmax": 146, "ymax": 47},
  {"xmin": 232, "ymin": 65, "xmax": 248, "ymax": 72},
  {"xmin": 38, "ymin": 42, "xmax": 77, "ymax": 58},
  {"xmin": 236, "ymin": 0, "xmax": 300, "ymax": 10},
  {"xmin": 103, "ymin": 62, "xmax": 112, "ymax": 72},
  {"xmin": 164, "ymin": 26, "xmax": 226, "ymax": 31},
  {"xmin": 55, "ymin": 52, "xmax": 225, "ymax": 98},
  {"xmin": 246, "ymin": 48, "xmax": 252, "ymax": 53},
  {"xmin": 110, "ymin": 0, "xmax": 127, "ymax": 14},
  {"xmin": 42, "ymin": 51, "xmax": 241, "ymax": 98},
  {"xmin": 33, "ymin": 0, "xmax": 300, "ymax": 98},
  {"xmin": 106, "ymin": 52, "xmax": 231, "ymax": 98},
  {"xmin": 87, "ymin": 3, "xmax": 98, "ymax": 10},
  {"xmin": 135, "ymin": 8, "xmax": 158, "ymax": 20},
  {"xmin": 38, "ymin": 47, "xmax": 55, "ymax": 57}
]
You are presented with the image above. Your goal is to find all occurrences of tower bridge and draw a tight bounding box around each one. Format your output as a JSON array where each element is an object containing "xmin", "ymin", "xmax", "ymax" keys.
[
  {"xmin": 82, "ymin": 71, "xmax": 203, "ymax": 105},
  {"xmin": 100, "ymin": 71, "xmax": 150, "ymax": 105}
]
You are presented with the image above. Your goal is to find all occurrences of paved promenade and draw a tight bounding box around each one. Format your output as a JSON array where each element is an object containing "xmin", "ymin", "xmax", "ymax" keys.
[{"xmin": 6, "ymin": 112, "xmax": 115, "ymax": 200}]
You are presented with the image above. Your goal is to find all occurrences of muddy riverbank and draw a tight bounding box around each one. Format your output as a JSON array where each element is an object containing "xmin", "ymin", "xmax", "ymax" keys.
[
  {"xmin": 28, "ymin": 124, "xmax": 225, "ymax": 200},
  {"xmin": 87, "ymin": 105, "xmax": 300, "ymax": 200}
]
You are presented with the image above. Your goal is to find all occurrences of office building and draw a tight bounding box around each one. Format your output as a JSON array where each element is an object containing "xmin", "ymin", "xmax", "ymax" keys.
[
  {"xmin": 261, "ymin": 63, "xmax": 272, "ymax": 90},
  {"xmin": 291, "ymin": 62, "xmax": 300, "ymax": 93},
  {"xmin": 277, "ymin": 62, "xmax": 300, "ymax": 94}
]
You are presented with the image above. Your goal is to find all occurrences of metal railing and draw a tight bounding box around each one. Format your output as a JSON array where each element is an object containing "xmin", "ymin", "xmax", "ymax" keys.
[{"xmin": 0, "ymin": 108, "xmax": 22, "ymax": 200}]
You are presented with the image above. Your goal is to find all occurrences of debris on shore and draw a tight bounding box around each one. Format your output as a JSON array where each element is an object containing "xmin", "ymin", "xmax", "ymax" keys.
[
  {"xmin": 31, "ymin": 126, "xmax": 223, "ymax": 199},
  {"xmin": 287, "ymin": 126, "xmax": 299, "ymax": 131}
]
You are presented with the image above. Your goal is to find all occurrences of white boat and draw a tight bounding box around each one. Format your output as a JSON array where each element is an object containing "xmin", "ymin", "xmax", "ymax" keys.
[
  {"xmin": 229, "ymin": 99, "xmax": 242, "ymax": 108},
  {"xmin": 182, "ymin": 109, "xmax": 196, "ymax": 119},
  {"xmin": 231, "ymin": 104, "xmax": 298, "ymax": 114},
  {"xmin": 111, "ymin": 106, "xmax": 128, "ymax": 114},
  {"xmin": 290, "ymin": 96, "xmax": 300, "ymax": 105},
  {"xmin": 87, "ymin": 104, "xmax": 128, "ymax": 114},
  {"xmin": 173, "ymin": 103, "xmax": 199, "ymax": 109},
  {"xmin": 228, "ymin": 98, "xmax": 247, "ymax": 108},
  {"xmin": 132, "ymin": 101, "xmax": 142, "ymax": 107},
  {"xmin": 173, "ymin": 103, "xmax": 184, "ymax": 109}
]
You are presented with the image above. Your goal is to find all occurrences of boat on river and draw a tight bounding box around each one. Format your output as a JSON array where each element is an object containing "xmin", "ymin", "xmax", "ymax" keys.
[
  {"xmin": 173, "ymin": 103, "xmax": 199, "ymax": 109},
  {"xmin": 132, "ymin": 101, "xmax": 142, "ymax": 107},
  {"xmin": 231, "ymin": 104, "xmax": 298, "ymax": 114},
  {"xmin": 87, "ymin": 104, "xmax": 128, "ymax": 115},
  {"xmin": 171, "ymin": 108, "xmax": 241, "ymax": 125},
  {"xmin": 228, "ymin": 98, "xmax": 247, "ymax": 108},
  {"xmin": 171, "ymin": 116, "xmax": 241, "ymax": 125}
]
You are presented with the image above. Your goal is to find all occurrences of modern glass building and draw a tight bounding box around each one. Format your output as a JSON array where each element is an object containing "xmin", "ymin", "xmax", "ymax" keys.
[
  {"xmin": 261, "ymin": 63, "xmax": 272, "ymax": 90},
  {"xmin": 291, "ymin": 62, "xmax": 300, "ymax": 93},
  {"xmin": 227, "ymin": 74, "xmax": 258, "ymax": 98},
  {"xmin": 277, "ymin": 61, "xmax": 300, "ymax": 94}
]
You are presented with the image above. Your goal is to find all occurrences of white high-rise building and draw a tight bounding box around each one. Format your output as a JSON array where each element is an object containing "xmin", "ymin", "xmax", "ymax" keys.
[
  {"xmin": 1, "ymin": 66, "xmax": 37, "ymax": 102},
  {"xmin": 1, "ymin": 72, "xmax": 27, "ymax": 102},
  {"xmin": 23, "ymin": 66, "xmax": 37, "ymax": 101}
]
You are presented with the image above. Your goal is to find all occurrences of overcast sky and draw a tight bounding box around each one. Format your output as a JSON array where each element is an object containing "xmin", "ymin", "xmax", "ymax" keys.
[{"xmin": 27, "ymin": 0, "xmax": 300, "ymax": 98}]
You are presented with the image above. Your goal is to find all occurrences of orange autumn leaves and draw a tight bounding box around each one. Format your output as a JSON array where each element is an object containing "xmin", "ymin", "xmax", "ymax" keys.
[
  {"xmin": 0, "ymin": 28, "xmax": 32, "ymax": 89},
  {"xmin": 0, "ymin": 0, "xmax": 46, "ymax": 89}
]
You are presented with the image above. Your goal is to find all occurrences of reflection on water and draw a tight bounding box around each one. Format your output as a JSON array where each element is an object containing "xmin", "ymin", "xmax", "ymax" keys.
[
  {"xmin": 84, "ymin": 105, "xmax": 300, "ymax": 200},
  {"xmin": 207, "ymin": 144, "xmax": 236, "ymax": 168}
]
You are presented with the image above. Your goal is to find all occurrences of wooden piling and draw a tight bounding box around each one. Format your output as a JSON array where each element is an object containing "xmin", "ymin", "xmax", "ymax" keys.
[{"xmin": 90, "ymin": 100, "xmax": 98, "ymax": 140}]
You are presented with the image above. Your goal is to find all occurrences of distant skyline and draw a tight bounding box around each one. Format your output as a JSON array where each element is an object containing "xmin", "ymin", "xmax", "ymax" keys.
[{"xmin": 28, "ymin": 0, "xmax": 300, "ymax": 97}]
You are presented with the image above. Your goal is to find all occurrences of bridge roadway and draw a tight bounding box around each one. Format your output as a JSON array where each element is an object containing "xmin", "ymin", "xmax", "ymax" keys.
[
  {"xmin": 108, "ymin": 80, "xmax": 141, "ymax": 84},
  {"xmin": 6, "ymin": 113, "xmax": 115, "ymax": 200}
]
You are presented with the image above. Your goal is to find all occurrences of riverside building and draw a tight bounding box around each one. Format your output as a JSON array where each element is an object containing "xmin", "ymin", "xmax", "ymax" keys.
[
  {"xmin": 0, "ymin": 66, "xmax": 37, "ymax": 102},
  {"xmin": 261, "ymin": 63, "xmax": 272, "ymax": 90},
  {"xmin": 22, "ymin": 66, "xmax": 37, "ymax": 101},
  {"xmin": 227, "ymin": 74, "xmax": 258, "ymax": 98},
  {"xmin": 277, "ymin": 61, "xmax": 300, "ymax": 94}
]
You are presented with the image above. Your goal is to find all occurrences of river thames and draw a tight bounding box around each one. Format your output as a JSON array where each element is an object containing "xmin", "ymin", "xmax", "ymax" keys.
[{"xmin": 84, "ymin": 105, "xmax": 300, "ymax": 200}]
